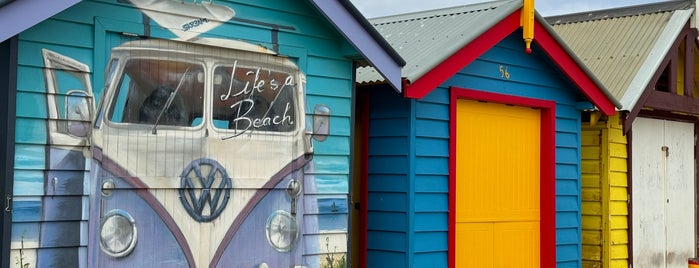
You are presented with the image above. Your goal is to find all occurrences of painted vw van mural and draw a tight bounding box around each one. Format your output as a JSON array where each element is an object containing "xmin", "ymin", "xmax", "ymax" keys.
[{"xmin": 42, "ymin": 37, "xmax": 330, "ymax": 267}]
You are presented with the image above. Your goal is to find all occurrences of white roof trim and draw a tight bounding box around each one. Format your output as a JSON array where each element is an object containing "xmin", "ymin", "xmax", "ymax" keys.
[{"xmin": 619, "ymin": 9, "xmax": 694, "ymax": 110}]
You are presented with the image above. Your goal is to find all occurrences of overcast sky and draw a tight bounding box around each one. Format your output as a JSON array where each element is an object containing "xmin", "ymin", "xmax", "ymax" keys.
[{"xmin": 349, "ymin": 0, "xmax": 670, "ymax": 18}]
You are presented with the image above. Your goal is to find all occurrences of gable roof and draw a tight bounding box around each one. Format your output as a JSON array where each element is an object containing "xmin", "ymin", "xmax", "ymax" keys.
[
  {"xmin": 356, "ymin": 0, "xmax": 620, "ymax": 115},
  {"xmin": 547, "ymin": 0, "xmax": 695, "ymax": 111},
  {"xmin": 0, "ymin": 0, "xmax": 405, "ymax": 91}
]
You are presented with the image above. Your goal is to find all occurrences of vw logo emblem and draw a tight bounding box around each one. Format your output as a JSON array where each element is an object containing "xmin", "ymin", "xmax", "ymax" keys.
[{"xmin": 178, "ymin": 158, "xmax": 232, "ymax": 222}]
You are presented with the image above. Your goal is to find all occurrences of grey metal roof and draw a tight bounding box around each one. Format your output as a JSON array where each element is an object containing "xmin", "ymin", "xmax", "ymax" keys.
[
  {"xmin": 547, "ymin": 0, "xmax": 694, "ymax": 110},
  {"xmin": 357, "ymin": 0, "xmax": 522, "ymax": 84}
]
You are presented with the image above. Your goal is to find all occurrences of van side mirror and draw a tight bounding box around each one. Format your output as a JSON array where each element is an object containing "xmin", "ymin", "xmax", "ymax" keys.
[{"xmin": 311, "ymin": 104, "xmax": 330, "ymax": 141}]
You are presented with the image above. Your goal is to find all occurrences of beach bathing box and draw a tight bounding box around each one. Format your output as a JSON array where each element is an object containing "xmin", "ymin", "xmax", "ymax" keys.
[
  {"xmin": 549, "ymin": 1, "xmax": 699, "ymax": 267},
  {"xmin": 355, "ymin": 0, "xmax": 619, "ymax": 267},
  {"xmin": 0, "ymin": 0, "xmax": 404, "ymax": 267}
]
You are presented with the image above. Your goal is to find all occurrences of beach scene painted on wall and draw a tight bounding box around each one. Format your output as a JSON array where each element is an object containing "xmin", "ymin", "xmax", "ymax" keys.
[{"xmin": 24, "ymin": 1, "xmax": 349, "ymax": 267}]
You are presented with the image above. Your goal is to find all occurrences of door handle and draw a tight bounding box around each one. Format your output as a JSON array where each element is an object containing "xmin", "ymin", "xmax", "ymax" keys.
[{"xmin": 4, "ymin": 194, "xmax": 11, "ymax": 212}]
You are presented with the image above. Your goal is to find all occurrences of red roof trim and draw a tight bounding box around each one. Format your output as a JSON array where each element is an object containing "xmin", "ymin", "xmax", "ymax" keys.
[
  {"xmin": 404, "ymin": 11, "xmax": 521, "ymax": 99},
  {"xmin": 532, "ymin": 22, "xmax": 616, "ymax": 115},
  {"xmin": 404, "ymin": 10, "xmax": 617, "ymax": 115}
]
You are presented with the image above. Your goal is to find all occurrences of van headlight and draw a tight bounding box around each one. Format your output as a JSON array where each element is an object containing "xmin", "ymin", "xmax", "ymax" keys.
[
  {"xmin": 99, "ymin": 209, "xmax": 137, "ymax": 257},
  {"xmin": 265, "ymin": 210, "xmax": 298, "ymax": 252}
]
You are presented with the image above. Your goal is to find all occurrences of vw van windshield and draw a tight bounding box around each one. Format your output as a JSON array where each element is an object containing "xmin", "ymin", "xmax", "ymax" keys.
[
  {"xmin": 107, "ymin": 59, "xmax": 204, "ymax": 127},
  {"xmin": 212, "ymin": 62, "xmax": 297, "ymax": 134}
]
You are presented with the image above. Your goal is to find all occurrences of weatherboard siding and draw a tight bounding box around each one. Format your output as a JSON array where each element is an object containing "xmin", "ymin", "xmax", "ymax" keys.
[
  {"xmin": 367, "ymin": 87, "xmax": 411, "ymax": 267},
  {"xmin": 581, "ymin": 115, "xmax": 629, "ymax": 268},
  {"xmin": 11, "ymin": 0, "xmax": 359, "ymax": 267}
]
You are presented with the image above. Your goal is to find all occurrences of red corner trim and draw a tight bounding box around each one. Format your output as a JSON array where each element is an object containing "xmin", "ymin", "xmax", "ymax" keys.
[
  {"xmin": 532, "ymin": 22, "xmax": 616, "ymax": 115},
  {"xmin": 448, "ymin": 87, "xmax": 556, "ymax": 268},
  {"xmin": 404, "ymin": 10, "xmax": 521, "ymax": 99}
]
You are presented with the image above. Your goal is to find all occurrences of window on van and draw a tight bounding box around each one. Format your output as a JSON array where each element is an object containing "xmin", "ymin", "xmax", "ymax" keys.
[
  {"xmin": 107, "ymin": 59, "xmax": 204, "ymax": 127},
  {"xmin": 212, "ymin": 62, "xmax": 297, "ymax": 133}
]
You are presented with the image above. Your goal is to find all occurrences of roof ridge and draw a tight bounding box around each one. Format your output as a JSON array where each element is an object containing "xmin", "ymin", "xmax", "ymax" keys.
[
  {"xmin": 370, "ymin": 0, "xmax": 516, "ymax": 25},
  {"xmin": 546, "ymin": 0, "xmax": 692, "ymax": 25}
]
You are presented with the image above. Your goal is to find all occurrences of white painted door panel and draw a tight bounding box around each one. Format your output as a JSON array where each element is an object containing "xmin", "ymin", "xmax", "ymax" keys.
[
  {"xmin": 632, "ymin": 117, "xmax": 695, "ymax": 268},
  {"xmin": 664, "ymin": 120, "xmax": 695, "ymax": 267}
]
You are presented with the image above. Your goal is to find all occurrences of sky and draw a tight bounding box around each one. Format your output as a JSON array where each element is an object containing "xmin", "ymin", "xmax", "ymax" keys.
[{"xmin": 349, "ymin": 0, "xmax": 671, "ymax": 18}]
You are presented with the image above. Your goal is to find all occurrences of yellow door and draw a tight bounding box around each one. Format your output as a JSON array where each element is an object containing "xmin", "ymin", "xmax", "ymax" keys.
[{"xmin": 455, "ymin": 99, "xmax": 540, "ymax": 267}]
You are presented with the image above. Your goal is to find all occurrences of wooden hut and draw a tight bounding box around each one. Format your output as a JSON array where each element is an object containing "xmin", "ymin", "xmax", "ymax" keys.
[
  {"xmin": 355, "ymin": 0, "xmax": 619, "ymax": 267},
  {"xmin": 549, "ymin": 1, "xmax": 699, "ymax": 267}
]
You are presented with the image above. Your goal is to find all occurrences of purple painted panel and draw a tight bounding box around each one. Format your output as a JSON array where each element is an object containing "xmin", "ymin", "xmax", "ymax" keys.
[{"xmin": 0, "ymin": 0, "xmax": 80, "ymax": 42}]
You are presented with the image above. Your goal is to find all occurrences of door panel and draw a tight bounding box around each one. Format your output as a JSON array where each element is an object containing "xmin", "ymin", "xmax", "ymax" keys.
[
  {"xmin": 632, "ymin": 118, "xmax": 695, "ymax": 268},
  {"xmin": 455, "ymin": 99, "xmax": 540, "ymax": 267}
]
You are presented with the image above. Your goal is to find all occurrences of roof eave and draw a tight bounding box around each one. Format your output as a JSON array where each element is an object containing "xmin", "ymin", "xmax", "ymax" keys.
[
  {"xmin": 309, "ymin": 0, "xmax": 406, "ymax": 92},
  {"xmin": 0, "ymin": 0, "xmax": 80, "ymax": 43},
  {"xmin": 619, "ymin": 8, "xmax": 694, "ymax": 111}
]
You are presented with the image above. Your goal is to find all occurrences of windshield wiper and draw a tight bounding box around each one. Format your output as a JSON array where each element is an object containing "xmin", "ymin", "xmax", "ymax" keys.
[{"xmin": 152, "ymin": 67, "xmax": 189, "ymax": 134}]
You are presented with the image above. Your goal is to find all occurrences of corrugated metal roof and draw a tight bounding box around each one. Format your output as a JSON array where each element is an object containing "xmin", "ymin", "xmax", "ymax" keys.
[
  {"xmin": 548, "ymin": 1, "xmax": 694, "ymax": 110},
  {"xmin": 356, "ymin": 0, "xmax": 522, "ymax": 84}
]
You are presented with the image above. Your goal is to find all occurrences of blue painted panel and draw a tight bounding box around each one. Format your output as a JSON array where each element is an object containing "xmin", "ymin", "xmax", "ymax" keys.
[
  {"xmin": 312, "ymin": 136, "xmax": 349, "ymax": 155},
  {"xmin": 37, "ymin": 247, "xmax": 81, "ymax": 268},
  {"xmin": 305, "ymin": 76, "xmax": 352, "ymax": 98},
  {"xmin": 414, "ymin": 232, "xmax": 448, "ymax": 252},
  {"xmin": 557, "ymin": 164, "xmax": 579, "ymax": 180},
  {"xmin": 13, "ymin": 170, "xmax": 44, "ymax": 196},
  {"xmin": 306, "ymin": 56, "xmax": 352, "ymax": 80},
  {"xmin": 368, "ymin": 193, "xmax": 408, "ymax": 212},
  {"xmin": 557, "ymin": 132, "xmax": 579, "ymax": 148},
  {"xmin": 39, "ymin": 221, "xmax": 81, "ymax": 247},
  {"xmin": 369, "ymin": 137, "xmax": 410, "ymax": 156},
  {"xmin": 18, "ymin": 41, "xmax": 92, "ymax": 69},
  {"xmin": 306, "ymin": 95, "xmax": 351, "ymax": 117},
  {"xmin": 414, "ymin": 212, "xmax": 448, "ymax": 231},
  {"xmin": 12, "ymin": 199, "xmax": 41, "ymax": 222},
  {"xmin": 556, "ymin": 244, "xmax": 581, "ymax": 262},
  {"xmin": 368, "ymin": 156, "xmax": 409, "ymax": 174},
  {"xmin": 557, "ymin": 179, "xmax": 579, "ymax": 196},
  {"xmin": 420, "ymin": 87, "xmax": 450, "ymax": 104},
  {"xmin": 366, "ymin": 230, "xmax": 407, "ymax": 251},
  {"xmin": 311, "ymin": 155, "xmax": 349, "ymax": 174},
  {"xmin": 14, "ymin": 144, "xmax": 45, "ymax": 170},
  {"xmin": 42, "ymin": 196, "xmax": 83, "ymax": 221},
  {"xmin": 46, "ymin": 170, "xmax": 87, "ymax": 196},
  {"xmin": 557, "ymin": 147, "xmax": 579, "ymax": 165},
  {"xmin": 556, "ymin": 196, "xmax": 580, "ymax": 212},
  {"xmin": 16, "ymin": 92, "xmax": 48, "ymax": 119},
  {"xmin": 369, "ymin": 118, "xmax": 410, "ymax": 137},
  {"xmin": 16, "ymin": 66, "xmax": 45, "ymax": 93},
  {"xmin": 414, "ymin": 252, "xmax": 448, "ymax": 267},
  {"xmin": 21, "ymin": 18, "xmax": 94, "ymax": 48},
  {"xmin": 10, "ymin": 222, "xmax": 40, "ymax": 245},
  {"xmin": 15, "ymin": 118, "xmax": 47, "ymax": 144},
  {"xmin": 367, "ymin": 212, "xmax": 408, "ymax": 232},
  {"xmin": 367, "ymin": 250, "xmax": 407, "ymax": 267},
  {"xmin": 415, "ymin": 118, "xmax": 449, "ymax": 139},
  {"xmin": 557, "ymin": 212, "xmax": 581, "ymax": 228},
  {"xmin": 368, "ymin": 174, "xmax": 408, "ymax": 193},
  {"xmin": 414, "ymin": 175, "xmax": 448, "ymax": 193},
  {"xmin": 415, "ymin": 101, "xmax": 449, "ymax": 120},
  {"xmin": 415, "ymin": 137, "xmax": 448, "ymax": 157},
  {"xmin": 414, "ymin": 156, "xmax": 448, "ymax": 175},
  {"xmin": 557, "ymin": 228, "xmax": 581, "ymax": 244},
  {"xmin": 556, "ymin": 117, "xmax": 582, "ymax": 135},
  {"xmin": 314, "ymin": 175, "xmax": 349, "ymax": 194},
  {"xmin": 414, "ymin": 193, "xmax": 448, "ymax": 212}
]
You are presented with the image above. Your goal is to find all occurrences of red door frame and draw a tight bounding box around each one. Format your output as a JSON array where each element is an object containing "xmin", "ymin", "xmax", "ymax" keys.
[{"xmin": 449, "ymin": 87, "xmax": 556, "ymax": 268}]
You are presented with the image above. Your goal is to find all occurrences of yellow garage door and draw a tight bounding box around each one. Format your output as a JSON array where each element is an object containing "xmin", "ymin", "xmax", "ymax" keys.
[{"xmin": 455, "ymin": 99, "xmax": 540, "ymax": 267}]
